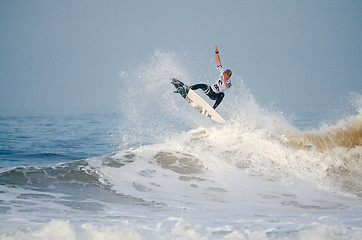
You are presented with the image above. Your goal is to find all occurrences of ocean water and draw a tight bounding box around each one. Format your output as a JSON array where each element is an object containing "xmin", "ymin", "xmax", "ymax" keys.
[{"xmin": 1, "ymin": 51, "xmax": 361, "ymax": 239}]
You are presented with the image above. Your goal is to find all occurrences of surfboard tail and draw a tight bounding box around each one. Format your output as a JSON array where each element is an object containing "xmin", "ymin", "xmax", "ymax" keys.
[{"xmin": 171, "ymin": 78, "xmax": 189, "ymax": 98}]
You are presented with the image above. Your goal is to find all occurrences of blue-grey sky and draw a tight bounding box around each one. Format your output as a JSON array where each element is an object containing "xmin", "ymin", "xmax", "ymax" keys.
[{"xmin": 1, "ymin": 0, "xmax": 361, "ymax": 112}]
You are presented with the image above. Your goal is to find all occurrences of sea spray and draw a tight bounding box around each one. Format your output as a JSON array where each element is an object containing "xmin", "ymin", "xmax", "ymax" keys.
[
  {"xmin": 117, "ymin": 49, "xmax": 195, "ymax": 149},
  {"xmin": 115, "ymin": 49, "xmax": 362, "ymax": 197}
]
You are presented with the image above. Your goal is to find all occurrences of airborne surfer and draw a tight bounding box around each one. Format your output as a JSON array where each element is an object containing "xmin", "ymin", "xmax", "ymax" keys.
[{"xmin": 190, "ymin": 45, "xmax": 232, "ymax": 109}]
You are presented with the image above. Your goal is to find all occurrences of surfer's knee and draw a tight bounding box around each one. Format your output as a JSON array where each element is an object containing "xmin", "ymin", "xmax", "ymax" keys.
[{"xmin": 219, "ymin": 92, "xmax": 225, "ymax": 100}]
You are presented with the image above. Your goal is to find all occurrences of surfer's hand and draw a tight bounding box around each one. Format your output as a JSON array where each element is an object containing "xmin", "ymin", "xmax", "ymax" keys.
[{"xmin": 215, "ymin": 45, "xmax": 219, "ymax": 53}]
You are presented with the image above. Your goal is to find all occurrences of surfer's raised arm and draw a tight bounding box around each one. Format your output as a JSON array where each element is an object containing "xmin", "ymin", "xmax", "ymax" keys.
[
  {"xmin": 215, "ymin": 45, "xmax": 222, "ymax": 67},
  {"xmin": 185, "ymin": 45, "xmax": 232, "ymax": 109},
  {"xmin": 215, "ymin": 45, "xmax": 231, "ymax": 88}
]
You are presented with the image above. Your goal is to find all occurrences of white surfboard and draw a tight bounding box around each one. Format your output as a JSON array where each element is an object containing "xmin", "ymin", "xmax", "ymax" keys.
[
  {"xmin": 171, "ymin": 78, "xmax": 226, "ymax": 124},
  {"xmin": 186, "ymin": 89, "xmax": 226, "ymax": 124}
]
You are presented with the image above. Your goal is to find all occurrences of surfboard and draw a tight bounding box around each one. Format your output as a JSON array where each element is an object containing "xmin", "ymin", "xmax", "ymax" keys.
[{"xmin": 171, "ymin": 78, "xmax": 226, "ymax": 124}]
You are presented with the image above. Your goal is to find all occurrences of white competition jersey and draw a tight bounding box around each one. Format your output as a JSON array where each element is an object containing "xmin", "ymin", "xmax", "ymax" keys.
[{"xmin": 210, "ymin": 66, "xmax": 231, "ymax": 93}]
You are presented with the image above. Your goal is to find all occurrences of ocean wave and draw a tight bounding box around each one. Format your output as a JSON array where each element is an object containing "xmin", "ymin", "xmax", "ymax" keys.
[
  {"xmin": 2, "ymin": 219, "xmax": 362, "ymax": 240},
  {"xmin": 285, "ymin": 113, "xmax": 362, "ymax": 151},
  {"xmin": 1, "ymin": 50, "xmax": 362, "ymax": 238},
  {"xmin": 111, "ymin": 49, "xmax": 362, "ymax": 198}
]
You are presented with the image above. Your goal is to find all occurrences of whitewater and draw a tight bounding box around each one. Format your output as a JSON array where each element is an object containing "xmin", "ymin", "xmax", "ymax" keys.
[{"xmin": 0, "ymin": 50, "xmax": 361, "ymax": 239}]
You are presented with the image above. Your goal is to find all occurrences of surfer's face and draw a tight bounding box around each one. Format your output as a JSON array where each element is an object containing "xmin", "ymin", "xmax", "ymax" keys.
[{"xmin": 224, "ymin": 73, "xmax": 231, "ymax": 80}]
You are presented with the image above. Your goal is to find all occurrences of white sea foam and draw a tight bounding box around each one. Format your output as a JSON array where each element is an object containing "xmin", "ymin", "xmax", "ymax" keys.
[{"xmin": 2, "ymin": 219, "xmax": 362, "ymax": 240}]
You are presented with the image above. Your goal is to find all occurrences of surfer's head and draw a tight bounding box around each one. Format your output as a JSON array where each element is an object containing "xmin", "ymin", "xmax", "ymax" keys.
[{"xmin": 224, "ymin": 69, "xmax": 232, "ymax": 80}]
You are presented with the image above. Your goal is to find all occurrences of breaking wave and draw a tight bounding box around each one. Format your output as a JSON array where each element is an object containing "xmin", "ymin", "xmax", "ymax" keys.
[{"xmin": 1, "ymin": 49, "xmax": 361, "ymax": 239}]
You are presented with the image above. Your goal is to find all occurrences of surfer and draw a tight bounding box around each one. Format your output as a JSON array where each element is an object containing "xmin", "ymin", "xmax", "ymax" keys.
[{"xmin": 190, "ymin": 45, "xmax": 232, "ymax": 109}]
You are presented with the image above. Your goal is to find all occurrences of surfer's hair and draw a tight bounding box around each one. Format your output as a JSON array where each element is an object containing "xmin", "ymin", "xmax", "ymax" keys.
[{"xmin": 224, "ymin": 69, "xmax": 232, "ymax": 76}]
